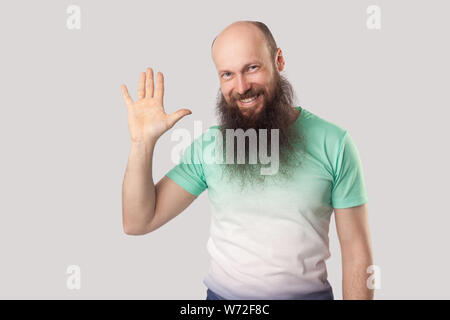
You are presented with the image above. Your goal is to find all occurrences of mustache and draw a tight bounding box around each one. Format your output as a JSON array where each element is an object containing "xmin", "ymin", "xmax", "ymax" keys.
[{"xmin": 231, "ymin": 87, "xmax": 265, "ymax": 102}]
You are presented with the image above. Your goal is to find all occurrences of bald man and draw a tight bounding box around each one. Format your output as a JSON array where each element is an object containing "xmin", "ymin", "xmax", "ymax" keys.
[{"xmin": 121, "ymin": 21, "xmax": 374, "ymax": 300}]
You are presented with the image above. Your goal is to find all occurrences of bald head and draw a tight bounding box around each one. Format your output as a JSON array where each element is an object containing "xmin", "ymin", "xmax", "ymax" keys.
[{"xmin": 211, "ymin": 21, "xmax": 278, "ymax": 67}]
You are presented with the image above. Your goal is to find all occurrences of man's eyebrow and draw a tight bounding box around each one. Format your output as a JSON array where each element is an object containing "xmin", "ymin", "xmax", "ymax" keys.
[{"xmin": 218, "ymin": 62, "xmax": 261, "ymax": 74}]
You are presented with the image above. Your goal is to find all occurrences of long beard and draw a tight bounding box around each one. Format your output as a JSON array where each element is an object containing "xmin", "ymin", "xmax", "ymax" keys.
[{"xmin": 214, "ymin": 72, "xmax": 305, "ymax": 190}]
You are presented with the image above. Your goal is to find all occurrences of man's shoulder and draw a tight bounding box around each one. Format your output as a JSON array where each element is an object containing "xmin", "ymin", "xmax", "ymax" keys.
[{"xmin": 301, "ymin": 107, "xmax": 347, "ymax": 144}]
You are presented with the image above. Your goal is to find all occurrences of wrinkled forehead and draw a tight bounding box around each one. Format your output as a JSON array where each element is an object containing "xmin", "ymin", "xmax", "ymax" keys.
[{"xmin": 212, "ymin": 29, "xmax": 269, "ymax": 71}]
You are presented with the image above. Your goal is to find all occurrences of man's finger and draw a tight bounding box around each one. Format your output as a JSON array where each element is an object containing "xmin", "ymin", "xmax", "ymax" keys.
[
  {"xmin": 121, "ymin": 84, "xmax": 134, "ymax": 106},
  {"xmin": 137, "ymin": 72, "xmax": 146, "ymax": 100},
  {"xmin": 154, "ymin": 72, "xmax": 164, "ymax": 104},
  {"xmin": 167, "ymin": 108, "xmax": 192, "ymax": 128},
  {"xmin": 145, "ymin": 67, "xmax": 154, "ymax": 98}
]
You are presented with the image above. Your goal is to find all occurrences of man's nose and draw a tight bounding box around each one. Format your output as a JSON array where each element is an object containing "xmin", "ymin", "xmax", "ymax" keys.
[{"xmin": 236, "ymin": 75, "xmax": 251, "ymax": 95}]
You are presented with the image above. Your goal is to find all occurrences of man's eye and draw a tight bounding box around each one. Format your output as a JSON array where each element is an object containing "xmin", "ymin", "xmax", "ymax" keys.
[
  {"xmin": 249, "ymin": 65, "xmax": 258, "ymax": 71},
  {"xmin": 222, "ymin": 72, "xmax": 231, "ymax": 79}
]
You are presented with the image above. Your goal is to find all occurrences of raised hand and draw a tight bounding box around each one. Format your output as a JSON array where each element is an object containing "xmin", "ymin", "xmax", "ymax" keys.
[{"xmin": 121, "ymin": 68, "xmax": 192, "ymax": 143}]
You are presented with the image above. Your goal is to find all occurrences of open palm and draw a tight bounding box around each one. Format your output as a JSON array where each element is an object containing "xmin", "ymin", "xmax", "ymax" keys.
[{"xmin": 121, "ymin": 68, "xmax": 192, "ymax": 143}]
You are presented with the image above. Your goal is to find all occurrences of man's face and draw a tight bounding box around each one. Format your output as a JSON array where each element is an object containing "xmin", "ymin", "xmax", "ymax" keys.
[
  {"xmin": 211, "ymin": 25, "xmax": 304, "ymax": 189},
  {"xmin": 212, "ymin": 28, "xmax": 276, "ymax": 120}
]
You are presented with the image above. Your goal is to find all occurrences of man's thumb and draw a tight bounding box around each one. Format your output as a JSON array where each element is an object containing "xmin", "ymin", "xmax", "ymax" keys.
[{"xmin": 167, "ymin": 109, "xmax": 192, "ymax": 128}]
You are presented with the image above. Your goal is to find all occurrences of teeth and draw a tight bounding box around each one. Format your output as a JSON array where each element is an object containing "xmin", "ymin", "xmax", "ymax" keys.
[{"xmin": 240, "ymin": 95, "xmax": 258, "ymax": 103}]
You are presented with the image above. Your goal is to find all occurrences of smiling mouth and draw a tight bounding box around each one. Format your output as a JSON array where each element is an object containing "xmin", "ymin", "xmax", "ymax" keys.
[{"xmin": 238, "ymin": 93, "xmax": 261, "ymax": 107}]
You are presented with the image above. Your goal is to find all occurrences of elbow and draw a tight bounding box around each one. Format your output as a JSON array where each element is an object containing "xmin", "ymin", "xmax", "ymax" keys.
[
  {"xmin": 122, "ymin": 207, "xmax": 155, "ymax": 235},
  {"xmin": 123, "ymin": 226, "xmax": 148, "ymax": 236},
  {"xmin": 123, "ymin": 227, "xmax": 141, "ymax": 236},
  {"xmin": 123, "ymin": 220, "xmax": 152, "ymax": 236}
]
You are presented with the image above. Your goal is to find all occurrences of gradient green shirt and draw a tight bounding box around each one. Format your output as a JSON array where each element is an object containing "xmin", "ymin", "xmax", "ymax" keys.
[{"xmin": 166, "ymin": 106, "xmax": 368, "ymax": 299}]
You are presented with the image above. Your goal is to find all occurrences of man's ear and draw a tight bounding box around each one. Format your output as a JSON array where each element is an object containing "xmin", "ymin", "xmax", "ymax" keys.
[{"xmin": 275, "ymin": 48, "xmax": 285, "ymax": 72}]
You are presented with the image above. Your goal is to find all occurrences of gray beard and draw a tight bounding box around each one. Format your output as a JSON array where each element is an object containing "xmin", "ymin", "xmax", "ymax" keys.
[{"xmin": 214, "ymin": 72, "xmax": 306, "ymax": 190}]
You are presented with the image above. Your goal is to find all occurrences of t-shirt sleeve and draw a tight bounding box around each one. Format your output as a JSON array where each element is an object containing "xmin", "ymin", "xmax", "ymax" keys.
[
  {"xmin": 331, "ymin": 131, "xmax": 369, "ymax": 209},
  {"xmin": 165, "ymin": 136, "xmax": 208, "ymax": 197}
]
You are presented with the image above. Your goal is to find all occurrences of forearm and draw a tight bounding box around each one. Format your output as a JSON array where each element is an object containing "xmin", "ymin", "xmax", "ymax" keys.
[
  {"xmin": 341, "ymin": 247, "xmax": 374, "ymax": 300},
  {"xmin": 122, "ymin": 140, "xmax": 157, "ymax": 234}
]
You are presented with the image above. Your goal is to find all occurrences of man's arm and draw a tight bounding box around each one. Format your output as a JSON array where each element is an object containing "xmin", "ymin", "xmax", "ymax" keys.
[
  {"xmin": 122, "ymin": 141, "xmax": 197, "ymax": 235},
  {"xmin": 334, "ymin": 203, "xmax": 374, "ymax": 300},
  {"xmin": 147, "ymin": 175, "xmax": 197, "ymax": 233},
  {"xmin": 121, "ymin": 67, "xmax": 193, "ymax": 235}
]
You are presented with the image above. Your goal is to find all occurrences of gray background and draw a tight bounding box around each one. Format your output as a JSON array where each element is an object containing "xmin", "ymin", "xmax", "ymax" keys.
[{"xmin": 0, "ymin": 0, "xmax": 449, "ymax": 299}]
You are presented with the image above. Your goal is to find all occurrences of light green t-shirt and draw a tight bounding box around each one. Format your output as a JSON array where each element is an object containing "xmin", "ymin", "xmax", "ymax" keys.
[{"xmin": 166, "ymin": 106, "xmax": 368, "ymax": 299}]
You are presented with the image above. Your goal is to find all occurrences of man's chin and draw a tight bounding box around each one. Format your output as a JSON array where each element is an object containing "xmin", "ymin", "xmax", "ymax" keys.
[{"xmin": 238, "ymin": 106, "xmax": 258, "ymax": 117}]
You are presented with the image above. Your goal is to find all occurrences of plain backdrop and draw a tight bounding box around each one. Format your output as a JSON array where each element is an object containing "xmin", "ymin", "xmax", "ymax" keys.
[{"xmin": 0, "ymin": 0, "xmax": 449, "ymax": 299}]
